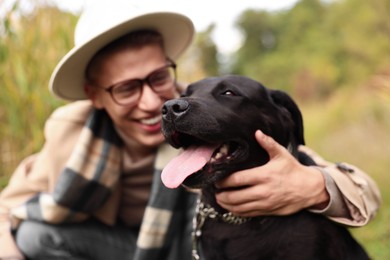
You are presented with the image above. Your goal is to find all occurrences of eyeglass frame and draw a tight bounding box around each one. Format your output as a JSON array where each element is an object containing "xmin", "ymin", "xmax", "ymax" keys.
[{"xmin": 94, "ymin": 59, "xmax": 177, "ymax": 106}]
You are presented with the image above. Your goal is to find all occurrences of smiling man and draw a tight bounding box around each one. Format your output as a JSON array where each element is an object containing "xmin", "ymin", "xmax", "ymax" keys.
[{"xmin": 0, "ymin": 3, "xmax": 199, "ymax": 259}]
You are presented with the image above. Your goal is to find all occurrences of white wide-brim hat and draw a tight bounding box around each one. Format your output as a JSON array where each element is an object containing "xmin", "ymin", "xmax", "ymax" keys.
[{"xmin": 49, "ymin": 2, "xmax": 194, "ymax": 101}]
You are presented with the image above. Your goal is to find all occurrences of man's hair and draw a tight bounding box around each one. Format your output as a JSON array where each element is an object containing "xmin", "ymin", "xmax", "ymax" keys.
[{"xmin": 85, "ymin": 30, "xmax": 164, "ymax": 83}]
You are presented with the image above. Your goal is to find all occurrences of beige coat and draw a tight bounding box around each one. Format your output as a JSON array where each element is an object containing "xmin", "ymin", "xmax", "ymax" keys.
[{"xmin": 0, "ymin": 100, "xmax": 382, "ymax": 259}]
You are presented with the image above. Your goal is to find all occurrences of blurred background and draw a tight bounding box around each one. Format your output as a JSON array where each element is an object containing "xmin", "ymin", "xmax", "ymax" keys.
[{"xmin": 1, "ymin": 0, "xmax": 389, "ymax": 258}]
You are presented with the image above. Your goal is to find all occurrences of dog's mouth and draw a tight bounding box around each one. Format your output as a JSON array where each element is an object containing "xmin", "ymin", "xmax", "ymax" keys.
[
  {"xmin": 210, "ymin": 142, "xmax": 237, "ymax": 163},
  {"xmin": 161, "ymin": 133, "xmax": 240, "ymax": 189}
]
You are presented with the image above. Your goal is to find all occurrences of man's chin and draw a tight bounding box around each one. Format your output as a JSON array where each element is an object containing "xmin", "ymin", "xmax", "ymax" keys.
[
  {"xmin": 135, "ymin": 133, "xmax": 165, "ymax": 148},
  {"xmin": 116, "ymin": 125, "xmax": 164, "ymax": 148}
]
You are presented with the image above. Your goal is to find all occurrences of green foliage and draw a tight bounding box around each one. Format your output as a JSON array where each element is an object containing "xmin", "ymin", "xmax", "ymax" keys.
[
  {"xmin": 230, "ymin": 0, "xmax": 390, "ymax": 102},
  {"xmin": 0, "ymin": 5, "xmax": 76, "ymax": 178},
  {"xmin": 301, "ymin": 88, "xmax": 390, "ymax": 259},
  {"xmin": 195, "ymin": 24, "xmax": 220, "ymax": 76}
]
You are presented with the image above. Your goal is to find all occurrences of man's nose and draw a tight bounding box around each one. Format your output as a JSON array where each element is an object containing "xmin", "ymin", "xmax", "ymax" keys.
[{"xmin": 137, "ymin": 84, "xmax": 162, "ymax": 111}]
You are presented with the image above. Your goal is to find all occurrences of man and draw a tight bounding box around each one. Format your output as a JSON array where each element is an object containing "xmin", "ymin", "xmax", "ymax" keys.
[{"xmin": 0, "ymin": 1, "xmax": 381, "ymax": 259}]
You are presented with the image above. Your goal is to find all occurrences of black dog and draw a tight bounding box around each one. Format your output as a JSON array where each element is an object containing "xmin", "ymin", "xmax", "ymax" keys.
[{"xmin": 161, "ymin": 75, "xmax": 369, "ymax": 260}]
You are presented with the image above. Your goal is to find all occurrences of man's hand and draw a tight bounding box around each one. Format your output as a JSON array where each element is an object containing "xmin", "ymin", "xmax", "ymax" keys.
[{"xmin": 215, "ymin": 130, "xmax": 330, "ymax": 217}]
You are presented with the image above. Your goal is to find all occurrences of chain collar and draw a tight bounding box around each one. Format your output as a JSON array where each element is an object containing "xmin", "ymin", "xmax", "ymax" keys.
[
  {"xmin": 198, "ymin": 200, "xmax": 252, "ymax": 225},
  {"xmin": 192, "ymin": 200, "xmax": 252, "ymax": 260}
]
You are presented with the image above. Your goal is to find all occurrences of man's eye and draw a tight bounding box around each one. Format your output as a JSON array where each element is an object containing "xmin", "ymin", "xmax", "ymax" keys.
[
  {"xmin": 150, "ymin": 70, "xmax": 170, "ymax": 85},
  {"xmin": 114, "ymin": 82, "xmax": 139, "ymax": 94}
]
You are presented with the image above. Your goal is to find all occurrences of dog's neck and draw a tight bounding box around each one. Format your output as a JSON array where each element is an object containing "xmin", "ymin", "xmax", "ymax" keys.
[
  {"xmin": 201, "ymin": 186, "xmax": 231, "ymax": 213},
  {"xmin": 195, "ymin": 199, "xmax": 252, "ymax": 225}
]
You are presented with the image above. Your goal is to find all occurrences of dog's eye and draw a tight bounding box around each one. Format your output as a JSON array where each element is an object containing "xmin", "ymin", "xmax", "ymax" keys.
[{"xmin": 222, "ymin": 90, "xmax": 237, "ymax": 96}]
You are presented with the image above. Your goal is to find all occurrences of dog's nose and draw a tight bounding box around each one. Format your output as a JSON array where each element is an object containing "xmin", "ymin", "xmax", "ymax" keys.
[{"xmin": 162, "ymin": 99, "xmax": 189, "ymax": 120}]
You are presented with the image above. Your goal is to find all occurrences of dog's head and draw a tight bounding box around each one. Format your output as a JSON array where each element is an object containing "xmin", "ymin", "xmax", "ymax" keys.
[{"xmin": 161, "ymin": 75, "xmax": 305, "ymax": 189}]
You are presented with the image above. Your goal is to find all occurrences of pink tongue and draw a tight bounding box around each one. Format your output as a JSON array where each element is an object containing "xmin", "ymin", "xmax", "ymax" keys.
[{"xmin": 161, "ymin": 145, "xmax": 217, "ymax": 188}]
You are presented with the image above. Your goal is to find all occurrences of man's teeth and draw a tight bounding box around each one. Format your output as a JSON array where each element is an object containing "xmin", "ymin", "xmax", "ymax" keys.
[{"xmin": 141, "ymin": 116, "xmax": 161, "ymax": 125}]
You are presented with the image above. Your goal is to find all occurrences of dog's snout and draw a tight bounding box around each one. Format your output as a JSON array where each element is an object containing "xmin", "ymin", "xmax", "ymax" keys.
[{"xmin": 162, "ymin": 99, "xmax": 189, "ymax": 120}]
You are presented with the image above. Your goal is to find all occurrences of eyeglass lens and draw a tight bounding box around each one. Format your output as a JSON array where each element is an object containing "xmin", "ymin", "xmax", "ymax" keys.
[{"xmin": 111, "ymin": 65, "xmax": 175, "ymax": 105}]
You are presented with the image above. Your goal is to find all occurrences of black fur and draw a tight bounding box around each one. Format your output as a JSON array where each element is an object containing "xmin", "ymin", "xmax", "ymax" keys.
[{"xmin": 162, "ymin": 75, "xmax": 369, "ymax": 260}]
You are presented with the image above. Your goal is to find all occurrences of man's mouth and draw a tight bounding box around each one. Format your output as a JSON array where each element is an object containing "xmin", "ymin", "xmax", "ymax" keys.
[{"xmin": 140, "ymin": 115, "xmax": 161, "ymax": 126}]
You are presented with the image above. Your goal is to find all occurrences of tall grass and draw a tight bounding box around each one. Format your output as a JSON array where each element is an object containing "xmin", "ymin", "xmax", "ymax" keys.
[
  {"xmin": 301, "ymin": 87, "xmax": 390, "ymax": 259},
  {"xmin": 0, "ymin": 6, "xmax": 74, "ymax": 183}
]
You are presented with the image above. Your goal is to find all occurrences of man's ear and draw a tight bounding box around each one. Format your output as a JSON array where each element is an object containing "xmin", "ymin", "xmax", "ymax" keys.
[{"xmin": 84, "ymin": 84, "xmax": 104, "ymax": 109}]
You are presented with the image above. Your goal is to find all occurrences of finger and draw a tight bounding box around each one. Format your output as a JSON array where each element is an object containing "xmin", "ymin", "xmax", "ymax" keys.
[
  {"xmin": 218, "ymin": 199, "xmax": 298, "ymax": 217},
  {"xmin": 215, "ymin": 167, "xmax": 264, "ymax": 189},
  {"xmin": 233, "ymin": 206, "xmax": 296, "ymax": 218},
  {"xmin": 217, "ymin": 199, "xmax": 279, "ymax": 217},
  {"xmin": 255, "ymin": 130, "xmax": 285, "ymax": 159},
  {"xmin": 216, "ymin": 185, "xmax": 263, "ymax": 206},
  {"xmin": 216, "ymin": 131, "xmax": 285, "ymax": 190}
]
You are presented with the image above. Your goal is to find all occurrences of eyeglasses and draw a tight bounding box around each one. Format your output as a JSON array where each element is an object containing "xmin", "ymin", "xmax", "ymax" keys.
[{"xmin": 100, "ymin": 61, "xmax": 177, "ymax": 106}]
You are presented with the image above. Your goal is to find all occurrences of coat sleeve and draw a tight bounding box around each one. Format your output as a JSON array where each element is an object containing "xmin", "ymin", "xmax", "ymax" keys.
[
  {"xmin": 0, "ymin": 101, "xmax": 92, "ymax": 259},
  {"xmin": 0, "ymin": 155, "xmax": 38, "ymax": 259},
  {"xmin": 300, "ymin": 146, "xmax": 381, "ymax": 227}
]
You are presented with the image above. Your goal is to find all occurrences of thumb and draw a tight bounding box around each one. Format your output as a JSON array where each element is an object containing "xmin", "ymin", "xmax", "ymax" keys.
[{"xmin": 255, "ymin": 130, "xmax": 284, "ymax": 159}]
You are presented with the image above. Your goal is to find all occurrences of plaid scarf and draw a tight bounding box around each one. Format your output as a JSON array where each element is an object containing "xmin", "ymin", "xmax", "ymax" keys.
[{"xmin": 12, "ymin": 108, "xmax": 197, "ymax": 259}]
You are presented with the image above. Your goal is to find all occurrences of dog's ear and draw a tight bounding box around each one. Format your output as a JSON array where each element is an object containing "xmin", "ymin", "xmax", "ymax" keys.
[{"xmin": 269, "ymin": 90, "xmax": 305, "ymax": 145}]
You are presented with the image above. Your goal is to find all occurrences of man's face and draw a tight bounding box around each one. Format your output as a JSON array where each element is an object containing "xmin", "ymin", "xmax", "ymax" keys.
[{"xmin": 86, "ymin": 45, "xmax": 177, "ymax": 148}]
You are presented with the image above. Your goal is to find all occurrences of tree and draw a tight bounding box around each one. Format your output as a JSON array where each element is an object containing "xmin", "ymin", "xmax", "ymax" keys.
[
  {"xmin": 229, "ymin": 0, "xmax": 390, "ymax": 101},
  {"xmin": 196, "ymin": 24, "xmax": 219, "ymax": 76}
]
